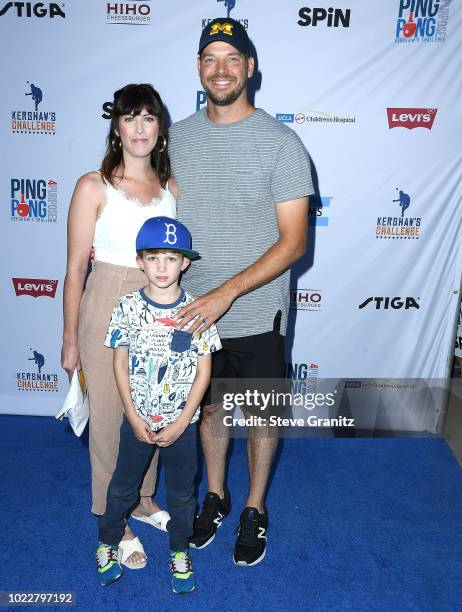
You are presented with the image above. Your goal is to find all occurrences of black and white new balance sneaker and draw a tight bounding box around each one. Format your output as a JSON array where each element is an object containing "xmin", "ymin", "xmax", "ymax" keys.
[
  {"xmin": 233, "ymin": 507, "xmax": 268, "ymax": 566},
  {"xmin": 189, "ymin": 488, "xmax": 231, "ymax": 549}
]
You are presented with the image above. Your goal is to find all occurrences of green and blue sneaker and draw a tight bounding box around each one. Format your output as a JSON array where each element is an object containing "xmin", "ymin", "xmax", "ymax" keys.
[
  {"xmin": 96, "ymin": 543, "xmax": 123, "ymax": 587},
  {"xmin": 169, "ymin": 551, "xmax": 196, "ymax": 594}
]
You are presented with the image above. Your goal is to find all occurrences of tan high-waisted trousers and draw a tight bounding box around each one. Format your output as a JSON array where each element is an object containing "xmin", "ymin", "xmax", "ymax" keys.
[{"xmin": 78, "ymin": 260, "xmax": 158, "ymax": 515}]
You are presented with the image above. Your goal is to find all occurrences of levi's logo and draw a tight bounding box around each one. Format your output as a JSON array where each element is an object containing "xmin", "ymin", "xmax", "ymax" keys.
[
  {"xmin": 12, "ymin": 278, "xmax": 58, "ymax": 298},
  {"xmin": 387, "ymin": 108, "xmax": 437, "ymax": 130},
  {"xmin": 210, "ymin": 22, "xmax": 234, "ymax": 36}
]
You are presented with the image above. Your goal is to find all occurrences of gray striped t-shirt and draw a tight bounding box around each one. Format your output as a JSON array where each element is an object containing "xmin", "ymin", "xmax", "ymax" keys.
[{"xmin": 169, "ymin": 108, "xmax": 314, "ymax": 339}]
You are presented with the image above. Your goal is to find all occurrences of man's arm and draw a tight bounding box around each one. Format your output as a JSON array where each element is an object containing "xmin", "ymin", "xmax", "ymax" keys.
[{"xmin": 175, "ymin": 196, "xmax": 309, "ymax": 332}]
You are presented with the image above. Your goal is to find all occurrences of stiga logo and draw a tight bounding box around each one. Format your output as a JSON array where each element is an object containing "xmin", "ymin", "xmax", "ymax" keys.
[
  {"xmin": 298, "ymin": 7, "xmax": 351, "ymax": 27},
  {"xmin": 10, "ymin": 178, "xmax": 58, "ymax": 222},
  {"xmin": 309, "ymin": 196, "xmax": 331, "ymax": 227},
  {"xmin": 12, "ymin": 82, "xmax": 56, "ymax": 135},
  {"xmin": 12, "ymin": 278, "xmax": 58, "ymax": 298},
  {"xmin": 376, "ymin": 188, "xmax": 421, "ymax": 240},
  {"xmin": 395, "ymin": 0, "xmax": 452, "ymax": 43},
  {"xmin": 358, "ymin": 297, "xmax": 420, "ymax": 310},
  {"xmin": 202, "ymin": 0, "xmax": 248, "ymax": 29},
  {"xmin": 290, "ymin": 289, "xmax": 322, "ymax": 311},
  {"xmin": 387, "ymin": 107, "xmax": 437, "ymax": 130},
  {"xmin": 106, "ymin": 1, "xmax": 151, "ymax": 25},
  {"xmin": 295, "ymin": 109, "xmax": 355, "ymax": 125},
  {"xmin": 0, "ymin": 2, "xmax": 65, "ymax": 18},
  {"xmin": 17, "ymin": 348, "xmax": 59, "ymax": 392}
]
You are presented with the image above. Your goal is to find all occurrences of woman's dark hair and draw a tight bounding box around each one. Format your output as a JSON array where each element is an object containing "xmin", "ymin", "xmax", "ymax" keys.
[{"xmin": 100, "ymin": 83, "xmax": 170, "ymax": 188}]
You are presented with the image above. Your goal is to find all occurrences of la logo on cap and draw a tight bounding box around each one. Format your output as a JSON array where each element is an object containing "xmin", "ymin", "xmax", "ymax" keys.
[{"xmin": 210, "ymin": 22, "xmax": 234, "ymax": 36}]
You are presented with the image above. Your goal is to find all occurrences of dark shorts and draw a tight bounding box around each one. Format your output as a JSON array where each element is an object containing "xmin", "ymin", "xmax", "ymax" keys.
[{"xmin": 203, "ymin": 315, "xmax": 288, "ymax": 419}]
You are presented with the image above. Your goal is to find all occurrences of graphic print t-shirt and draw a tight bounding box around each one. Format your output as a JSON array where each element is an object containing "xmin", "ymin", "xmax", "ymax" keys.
[{"xmin": 105, "ymin": 288, "xmax": 221, "ymax": 430}]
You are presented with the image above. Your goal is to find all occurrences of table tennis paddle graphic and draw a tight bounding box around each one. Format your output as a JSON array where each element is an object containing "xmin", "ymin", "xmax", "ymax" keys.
[{"xmin": 403, "ymin": 12, "xmax": 417, "ymax": 38}]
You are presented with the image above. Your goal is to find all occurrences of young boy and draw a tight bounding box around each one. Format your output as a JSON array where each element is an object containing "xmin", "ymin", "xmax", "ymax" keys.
[{"xmin": 96, "ymin": 216, "xmax": 221, "ymax": 593}]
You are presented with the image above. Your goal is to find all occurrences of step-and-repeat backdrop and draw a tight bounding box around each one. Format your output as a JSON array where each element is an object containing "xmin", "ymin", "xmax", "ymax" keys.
[{"xmin": 1, "ymin": 1, "xmax": 461, "ymax": 429}]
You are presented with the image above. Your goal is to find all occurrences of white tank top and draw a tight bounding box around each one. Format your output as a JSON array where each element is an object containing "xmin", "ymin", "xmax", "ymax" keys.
[{"xmin": 93, "ymin": 179, "xmax": 176, "ymax": 267}]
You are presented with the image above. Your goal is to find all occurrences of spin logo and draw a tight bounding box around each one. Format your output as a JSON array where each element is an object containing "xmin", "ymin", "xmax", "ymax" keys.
[
  {"xmin": 106, "ymin": 1, "xmax": 151, "ymax": 25},
  {"xmin": 376, "ymin": 188, "xmax": 421, "ymax": 240},
  {"xmin": 12, "ymin": 82, "xmax": 56, "ymax": 135},
  {"xmin": 290, "ymin": 289, "xmax": 322, "ymax": 311},
  {"xmin": 201, "ymin": 0, "xmax": 248, "ymax": 30},
  {"xmin": 395, "ymin": 0, "xmax": 452, "ymax": 43},
  {"xmin": 17, "ymin": 348, "xmax": 59, "ymax": 392},
  {"xmin": 0, "ymin": 2, "xmax": 65, "ymax": 18},
  {"xmin": 309, "ymin": 196, "xmax": 331, "ymax": 227},
  {"xmin": 298, "ymin": 7, "xmax": 351, "ymax": 27},
  {"xmin": 10, "ymin": 178, "xmax": 58, "ymax": 223},
  {"xmin": 387, "ymin": 107, "xmax": 437, "ymax": 129}
]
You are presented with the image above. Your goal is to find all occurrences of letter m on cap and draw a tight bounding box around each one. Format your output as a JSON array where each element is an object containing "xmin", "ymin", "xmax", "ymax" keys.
[{"xmin": 210, "ymin": 22, "xmax": 234, "ymax": 36}]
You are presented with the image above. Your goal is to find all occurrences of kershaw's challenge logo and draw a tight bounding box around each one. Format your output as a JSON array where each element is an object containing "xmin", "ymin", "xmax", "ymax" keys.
[
  {"xmin": 387, "ymin": 107, "xmax": 437, "ymax": 129},
  {"xmin": 309, "ymin": 196, "xmax": 331, "ymax": 227},
  {"xmin": 12, "ymin": 82, "xmax": 56, "ymax": 135},
  {"xmin": 376, "ymin": 188, "xmax": 421, "ymax": 240},
  {"xmin": 395, "ymin": 0, "xmax": 452, "ymax": 43},
  {"xmin": 17, "ymin": 349, "xmax": 59, "ymax": 392},
  {"xmin": 202, "ymin": 1, "xmax": 248, "ymax": 29},
  {"xmin": 13, "ymin": 278, "xmax": 58, "ymax": 298},
  {"xmin": 10, "ymin": 178, "xmax": 58, "ymax": 222}
]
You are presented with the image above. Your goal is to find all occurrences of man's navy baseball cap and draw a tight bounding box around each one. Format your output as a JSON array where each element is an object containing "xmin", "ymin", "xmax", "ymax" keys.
[
  {"xmin": 136, "ymin": 216, "xmax": 200, "ymax": 260},
  {"xmin": 198, "ymin": 17, "xmax": 251, "ymax": 57}
]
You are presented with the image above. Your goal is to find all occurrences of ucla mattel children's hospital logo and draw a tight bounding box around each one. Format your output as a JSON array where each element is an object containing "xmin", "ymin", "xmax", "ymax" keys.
[
  {"xmin": 376, "ymin": 188, "xmax": 421, "ymax": 240},
  {"xmin": 202, "ymin": 0, "xmax": 248, "ymax": 29},
  {"xmin": 17, "ymin": 349, "xmax": 59, "ymax": 392},
  {"xmin": 11, "ymin": 82, "xmax": 56, "ymax": 135},
  {"xmin": 10, "ymin": 177, "xmax": 58, "ymax": 223},
  {"xmin": 395, "ymin": 0, "xmax": 452, "ymax": 43}
]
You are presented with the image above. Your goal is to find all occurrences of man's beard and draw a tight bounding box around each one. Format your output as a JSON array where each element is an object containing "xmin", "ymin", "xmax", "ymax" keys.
[{"xmin": 201, "ymin": 75, "xmax": 247, "ymax": 107}]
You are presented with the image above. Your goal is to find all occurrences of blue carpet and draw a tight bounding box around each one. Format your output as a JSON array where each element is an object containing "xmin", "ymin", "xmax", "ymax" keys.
[{"xmin": 1, "ymin": 415, "xmax": 462, "ymax": 611}]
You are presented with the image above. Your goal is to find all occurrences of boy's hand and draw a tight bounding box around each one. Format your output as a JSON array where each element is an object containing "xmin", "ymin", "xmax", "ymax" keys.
[
  {"xmin": 152, "ymin": 419, "xmax": 188, "ymax": 447},
  {"xmin": 129, "ymin": 416, "xmax": 156, "ymax": 444}
]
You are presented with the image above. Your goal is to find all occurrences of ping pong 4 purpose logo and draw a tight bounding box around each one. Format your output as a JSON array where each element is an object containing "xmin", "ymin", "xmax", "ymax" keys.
[
  {"xmin": 10, "ymin": 177, "xmax": 58, "ymax": 222},
  {"xmin": 387, "ymin": 108, "xmax": 437, "ymax": 130},
  {"xmin": 395, "ymin": 0, "xmax": 452, "ymax": 43}
]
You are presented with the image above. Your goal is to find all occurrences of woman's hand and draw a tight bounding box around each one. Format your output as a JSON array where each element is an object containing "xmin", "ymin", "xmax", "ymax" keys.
[{"xmin": 61, "ymin": 340, "xmax": 81, "ymax": 381}]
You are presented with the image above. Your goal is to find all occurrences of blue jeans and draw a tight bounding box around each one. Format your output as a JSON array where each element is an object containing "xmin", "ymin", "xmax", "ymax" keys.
[{"xmin": 99, "ymin": 417, "xmax": 197, "ymax": 551}]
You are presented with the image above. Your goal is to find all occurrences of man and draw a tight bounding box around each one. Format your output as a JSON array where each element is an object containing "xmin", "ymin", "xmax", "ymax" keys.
[{"xmin": 169, "ymin": 17, "xmax": 314, "ymax": 566}]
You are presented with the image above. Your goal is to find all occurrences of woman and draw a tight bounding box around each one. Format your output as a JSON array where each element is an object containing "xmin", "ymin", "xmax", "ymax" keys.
[{"xmin": 62, "ymin": 84, "xmax": 176, "ymax": 568}]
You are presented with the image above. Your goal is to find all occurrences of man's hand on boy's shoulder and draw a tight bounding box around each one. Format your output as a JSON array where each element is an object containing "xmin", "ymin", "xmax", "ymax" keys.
[
  {"xmin": 152, "ymin": 418, "xmax": 188, "ymax": 447},
  {"xmin": 174, "ymin": 285, "xmax": 235, "ymax": 333},
  {"xmin": 129, "ymin": 415, "xmax": 156, "ymax": 444}
]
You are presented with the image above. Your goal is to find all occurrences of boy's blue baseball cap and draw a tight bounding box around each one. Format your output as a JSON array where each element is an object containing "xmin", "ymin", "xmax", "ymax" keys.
[
  {"xmin": 198, "ymin": 17, "xmax": 251, "ymax": 57},
  {"xmin": 136, "ymin": 216, "xmax": 200, "ymax": 260}
]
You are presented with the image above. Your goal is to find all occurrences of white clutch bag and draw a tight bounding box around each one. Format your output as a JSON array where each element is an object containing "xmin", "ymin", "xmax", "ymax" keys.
[{"xmin": 55, "ymin": 369, "xmax": 89, "ymax": 436}]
